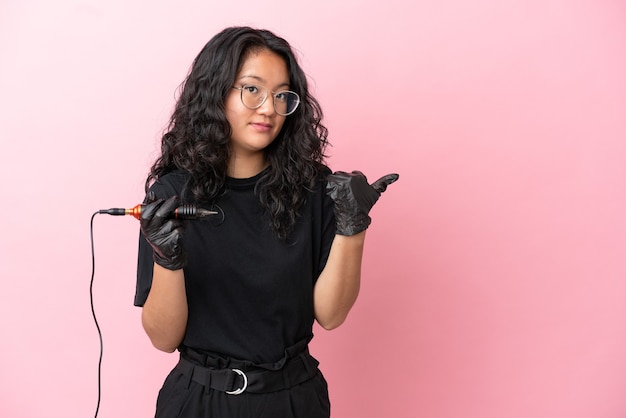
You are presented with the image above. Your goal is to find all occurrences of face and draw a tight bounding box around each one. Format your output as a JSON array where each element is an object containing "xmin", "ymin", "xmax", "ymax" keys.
[{"xmin": 225, "ymin": 49, "xmax": 290, "ymax": 166}]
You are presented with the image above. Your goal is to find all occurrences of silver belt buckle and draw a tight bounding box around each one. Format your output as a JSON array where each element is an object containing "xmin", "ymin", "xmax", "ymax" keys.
[{"xmin": 225, "ymin": 368, "xmax": 248, "ymax": 395}]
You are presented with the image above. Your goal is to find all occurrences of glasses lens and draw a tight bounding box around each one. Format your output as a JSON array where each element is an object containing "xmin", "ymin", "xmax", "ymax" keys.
[
  {"xmin": 239, "ymin": 85, "xmax": 300, "ymax": 115},
  {"xmin": 240, "ymin": 85, "xmax": 267, "ymax": 109},
  {"xmin": 274, "ymin": 91, "xmax": 300, "ymax": 116}
]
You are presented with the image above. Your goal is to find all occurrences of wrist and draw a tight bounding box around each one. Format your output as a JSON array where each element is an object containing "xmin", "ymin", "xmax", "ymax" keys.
[
  {"xmin": 334, "ymin": 213, "xmax": 371, "ymax": 236},
  {"xmin": 153, "ymin": 252, "xmax": 186, "ymax": 271},
  {"xmin": 334, "ymin": 230, "xmax": 366, "ymax": 246}
]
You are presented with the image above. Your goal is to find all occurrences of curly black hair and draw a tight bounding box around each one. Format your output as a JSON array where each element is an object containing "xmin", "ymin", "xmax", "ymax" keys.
[{"xmin": 146, "ymin": 27, "xmax": 330, "ymax": 240}]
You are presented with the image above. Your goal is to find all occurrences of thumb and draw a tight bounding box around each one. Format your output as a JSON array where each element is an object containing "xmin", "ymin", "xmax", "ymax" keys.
[{"xmin": 371, "ymin": 173, "xmax": 399, "ymax": 193}]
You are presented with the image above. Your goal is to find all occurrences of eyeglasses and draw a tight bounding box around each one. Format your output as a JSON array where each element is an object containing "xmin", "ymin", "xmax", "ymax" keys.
[{"xmin": 232, "ymin": 84, "xmax": 300, "ymax": 116}]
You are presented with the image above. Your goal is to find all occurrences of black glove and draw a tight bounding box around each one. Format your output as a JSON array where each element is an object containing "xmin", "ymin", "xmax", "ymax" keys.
[
  {"xmin": 326, "ymin": 171, "xmax": 399, "ymax": 236},
  {"xmin": 140, "ymin": 193, "xmax": 186, "ymax": 270}
]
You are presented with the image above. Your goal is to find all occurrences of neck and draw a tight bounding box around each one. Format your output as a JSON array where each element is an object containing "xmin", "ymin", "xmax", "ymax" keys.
[{"xmin": 227, "ymin": 154, "xmax": 268, "ymax": 178}]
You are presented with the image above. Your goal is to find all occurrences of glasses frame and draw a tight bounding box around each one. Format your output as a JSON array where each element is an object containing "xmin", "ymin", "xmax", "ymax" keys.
[{"xmin": 232, "ymin": 84, "xmax": 300, "ymax": 116}]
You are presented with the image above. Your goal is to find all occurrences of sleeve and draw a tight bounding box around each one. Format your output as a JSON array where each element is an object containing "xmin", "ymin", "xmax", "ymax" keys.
[
  {"xmin": 134, "ymin": 232, "xmax": 154, "ymax": 307},
  {"xmin": 317, "ymin": 167, "xmax": 337, "ymax": 275},
  {"xmin": 133, "ymin": 172, "xmax": 186, "ymax": 307}
]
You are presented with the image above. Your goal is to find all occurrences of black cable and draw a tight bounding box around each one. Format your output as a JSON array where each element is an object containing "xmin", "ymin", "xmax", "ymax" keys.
[{"xmin": 90, "ymin": 212, "xmax": 103, "ymax": 418}]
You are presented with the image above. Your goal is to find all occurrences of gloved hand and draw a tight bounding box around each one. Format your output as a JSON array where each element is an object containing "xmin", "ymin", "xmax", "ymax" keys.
[
  {"xmin": 326, "ymin": 171, "xmax": 399, "ymax": 236},
  {"xmin": 140, "ymin": 192, "xmax": 186, "ymax": 270}
]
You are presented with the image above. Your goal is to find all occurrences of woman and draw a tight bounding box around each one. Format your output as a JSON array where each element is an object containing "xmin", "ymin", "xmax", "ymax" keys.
[{"xmin": 135, "ymin": 26, "xmax": 398, "ymax": 417}]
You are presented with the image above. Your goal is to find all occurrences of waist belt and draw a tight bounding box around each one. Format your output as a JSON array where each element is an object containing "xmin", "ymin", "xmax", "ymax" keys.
[{"xmin": 178, "ymin": 351, "xmax": 319, "ymax": 395}]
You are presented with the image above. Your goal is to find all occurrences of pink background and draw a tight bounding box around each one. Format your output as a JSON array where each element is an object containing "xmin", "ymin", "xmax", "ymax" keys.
[{"xmin": 1, "ymin": 1, "xmax": 625, "ymax": 417}]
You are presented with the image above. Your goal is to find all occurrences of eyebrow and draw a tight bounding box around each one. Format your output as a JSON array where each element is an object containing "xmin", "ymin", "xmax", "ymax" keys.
[{"xmin": 237, "ymin": 75, "xmax": 290, "ymax": 89}]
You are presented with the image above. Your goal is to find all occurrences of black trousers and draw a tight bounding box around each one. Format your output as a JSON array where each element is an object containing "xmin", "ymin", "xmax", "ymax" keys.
[{"xmin": 154, "ymin": 348, "xmax": 331, "ymax": 418}]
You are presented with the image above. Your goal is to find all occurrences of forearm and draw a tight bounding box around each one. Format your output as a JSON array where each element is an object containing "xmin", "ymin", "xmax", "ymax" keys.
[
  {"xmin": 313, "ymin": 231, "xmax": 365, "ymax": 330},
  {"xmin": 141, "ymin": 264, "xmax": 188, "ymax": 352}
]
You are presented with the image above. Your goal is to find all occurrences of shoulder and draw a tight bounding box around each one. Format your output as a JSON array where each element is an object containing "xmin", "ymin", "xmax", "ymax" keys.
[
  {"xmin": 317, "ymin": 164, "xmax": 332, "ymax": 177},
  {"xmin": 310, "ymin": 164, "xmax": 333, "ymax": 205},
  {"xmin": 315, "ymin": 164, "xmax": 332, "ymax": 184},
  {"xmin": 149, "ymin": 169, "xmax": 190, "ymax": 198}
]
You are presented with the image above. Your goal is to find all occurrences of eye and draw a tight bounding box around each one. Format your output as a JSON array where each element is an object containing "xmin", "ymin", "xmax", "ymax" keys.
[
  {"xmin": 243, "ymin": 85, "xmax": 260, "ymax": 95},
  {"xmin": 274, "ymin": 92, "xmax": 288, "ymax": 102}
]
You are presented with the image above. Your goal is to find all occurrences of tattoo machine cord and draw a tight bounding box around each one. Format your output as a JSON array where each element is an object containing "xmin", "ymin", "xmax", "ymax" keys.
[
  {"xmin": 90, "ymin": 211, "xmax": 104, "ymax": 418},
  {"xmin": 89, "ymin": 203, "xmax": 215, "ymax": 416}
]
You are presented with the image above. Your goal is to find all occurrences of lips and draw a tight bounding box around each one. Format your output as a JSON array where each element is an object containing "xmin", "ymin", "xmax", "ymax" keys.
[{"xmin": 250, "ymin": 122, "xmax": 273, "ymax": 132}]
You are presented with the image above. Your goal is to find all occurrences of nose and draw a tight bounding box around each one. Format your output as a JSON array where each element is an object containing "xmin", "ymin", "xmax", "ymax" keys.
[{"xmin": 257, "ymin": 94, "xmax": 276, "ymax": 116}]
